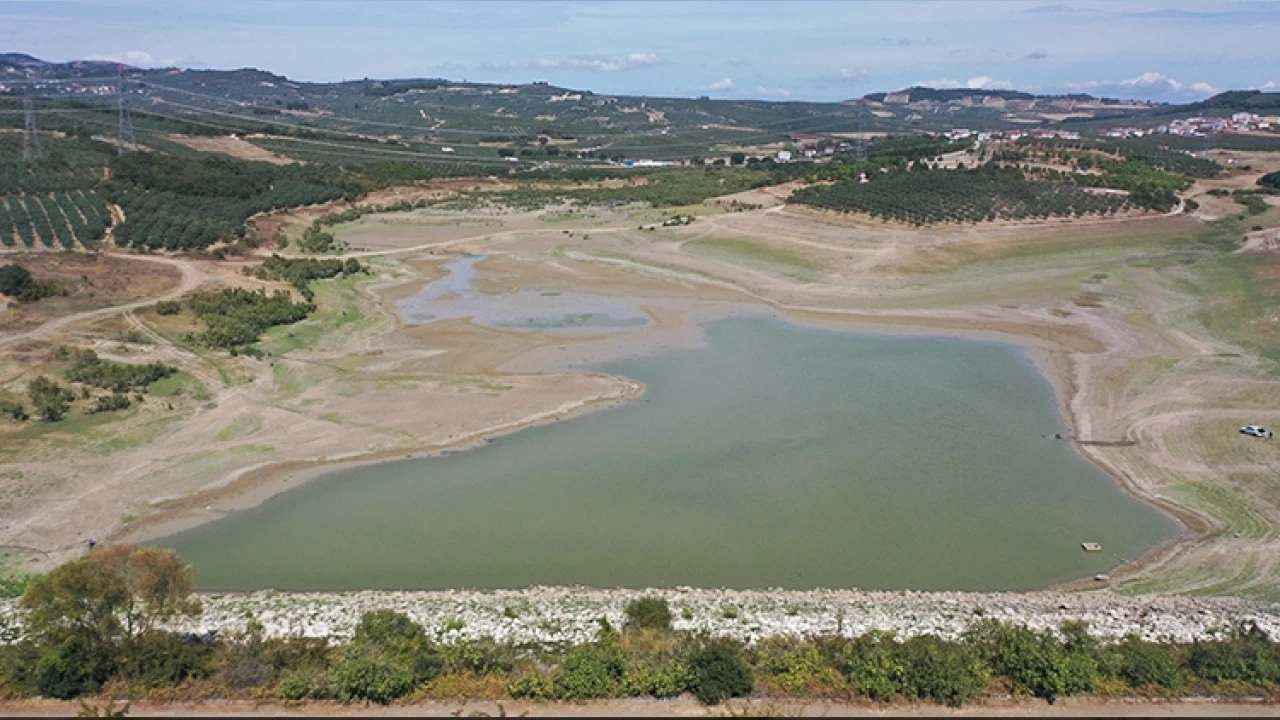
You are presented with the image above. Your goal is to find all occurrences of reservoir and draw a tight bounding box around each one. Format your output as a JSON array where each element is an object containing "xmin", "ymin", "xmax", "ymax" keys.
[{"xmin": 161, "ymin": 315, "xmax": 1176, "ymax": 591}]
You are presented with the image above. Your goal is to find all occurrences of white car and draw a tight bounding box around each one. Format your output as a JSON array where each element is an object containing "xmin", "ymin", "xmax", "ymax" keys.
[{"xmin": 1241, "ymin": 425, "xmax": 1269, "ymax": 438}]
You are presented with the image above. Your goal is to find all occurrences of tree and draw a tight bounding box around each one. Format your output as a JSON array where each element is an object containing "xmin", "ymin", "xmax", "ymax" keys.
[
  {"xmin": 0, "ymin": 264, "xmax": 33, "ymax": 297},
  {"xmin": 687, "ymin": 640, "xmax": 754, "ymax": 705},
  {"xmin": 19, "ymin": 546, "xmax": 200, "ymax": 698},
  {"xmin": 623, "ymin": 596, "xmax": 673, "ymax": 632},
  {"xmin": 730, "ymin": 152, "xmax": 746, "ymax": 166},
  {"xmin": 27, "ymin": 376, "xmax": 76, "ymax": 422}
]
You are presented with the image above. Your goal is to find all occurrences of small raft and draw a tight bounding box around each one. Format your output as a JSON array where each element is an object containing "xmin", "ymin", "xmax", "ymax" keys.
[{"xmin": 1081, "ymin": 542, "xmax": 1103, "ymax": 552}]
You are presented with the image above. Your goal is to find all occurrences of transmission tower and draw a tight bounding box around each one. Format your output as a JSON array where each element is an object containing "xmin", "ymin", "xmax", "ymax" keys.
[
  {"xmin": 116, "ymin": 64, "xmax": 136, "ymax": 155},
  {"xmin": 22, "ymin": 94, "xmax": 42, "ymax": 162},
  {"xmin": 853, "ymin": 100, "xmax": 868, "ymax": 162}
]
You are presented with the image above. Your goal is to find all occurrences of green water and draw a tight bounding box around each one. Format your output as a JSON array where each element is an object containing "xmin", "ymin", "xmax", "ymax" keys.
[{"xmin": 161, "ymin": 316, "xmax": 1176, "ymax": 592}]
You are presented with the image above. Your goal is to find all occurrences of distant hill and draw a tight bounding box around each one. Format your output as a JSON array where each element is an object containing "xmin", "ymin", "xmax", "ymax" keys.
[{"xmin": 1, "ymin": 52, "xmax": 1276, "ymax": 164}]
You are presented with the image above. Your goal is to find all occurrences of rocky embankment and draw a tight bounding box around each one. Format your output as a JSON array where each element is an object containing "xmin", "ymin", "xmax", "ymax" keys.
[{"xmin": 124, "ymin": 588, "xmax": 1280, "ymax": 645}]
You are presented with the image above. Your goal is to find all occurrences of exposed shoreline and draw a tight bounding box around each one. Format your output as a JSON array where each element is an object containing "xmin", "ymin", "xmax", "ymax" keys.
[
  {"xmin": 118, "ymin": 283, "xmax": 1192, "ymax": 594},
  {"xmin": 6, "ymin": 586, "xmax": 1272, "ymax": 645}
]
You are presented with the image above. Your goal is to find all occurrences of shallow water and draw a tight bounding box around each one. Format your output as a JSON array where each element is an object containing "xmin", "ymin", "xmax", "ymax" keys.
[
  {"xmin": 162, "ymin": 316, "xmax": 1176, "ymax": 592},
  {"xmin": 397, "ymin": 255, "xmax": 651, "ymax": 330}
]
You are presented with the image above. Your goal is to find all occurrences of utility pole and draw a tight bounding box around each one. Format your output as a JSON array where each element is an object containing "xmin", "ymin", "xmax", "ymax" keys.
[
  {"xmin": 23, "ymin": 94, "xmax": 42, "ymax": 162},
  {"xmin": 117, "ymin": 64, "xmax": 136, "ymax": 155}
]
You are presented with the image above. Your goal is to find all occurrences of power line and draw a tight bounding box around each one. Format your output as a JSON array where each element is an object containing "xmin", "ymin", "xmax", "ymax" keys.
[
  {"xmin": 117, "ymin": 65, "xmax": 136, "ymax": 155},
  {"xmin": 23, "ymin": 94, "xmax": 42, "ymax": 162}
]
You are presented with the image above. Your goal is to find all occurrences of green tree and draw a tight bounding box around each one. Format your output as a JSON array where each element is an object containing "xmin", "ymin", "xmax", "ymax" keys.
[
  {"xmin": 0, "ymin": 264, "xmax": 33, "ymax": 297},
  {"xmin": 623, "ymin": 596, "xmax": 673, "ymax": 632},
  {"xmin": 27, "ymin": 376, "xmax": 76, "ymax": 422},
  {"xmin": 687, "ymin": 640, "xmax": 754, "ymax": 705},
  {"xmin": 730, "ymin": 152, "xmax": 746, "ymax": 166}
]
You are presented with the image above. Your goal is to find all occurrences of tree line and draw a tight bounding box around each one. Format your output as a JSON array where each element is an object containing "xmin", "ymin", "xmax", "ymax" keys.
[
  {"xmin": 1, "ymin": 347, "xmax": 176, "ymax": 423},
  {"xmin": 2, "ymin": 548, "xmax": 1279, "ymax": 708},
  {"xmin": 789, "ymin": 165, "xmax": 1133, "ymax": 225}
]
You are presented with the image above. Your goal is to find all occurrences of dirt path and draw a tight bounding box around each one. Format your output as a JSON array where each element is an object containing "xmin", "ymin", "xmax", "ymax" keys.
[{"xmin": 0, "ymin": 253, "xmax": 205, "ymax": 348}]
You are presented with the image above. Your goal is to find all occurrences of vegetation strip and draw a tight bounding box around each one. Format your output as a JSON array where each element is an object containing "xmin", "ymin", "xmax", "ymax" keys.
[{"xmin": 3, "ymin": 548, "xmax": 1280, "ymax": 707}]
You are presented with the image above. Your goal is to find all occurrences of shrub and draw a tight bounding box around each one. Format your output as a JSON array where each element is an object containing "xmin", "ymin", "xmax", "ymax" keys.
[
  {"xmin": 622, "ymin": 658, "xmax": 694, "ymax": 698},
  {"xmin": 0, "ymin": 398, "xmax": 27, "ymax": 422},
  {"xmin": 350, "ymin": 609, "xmax": 441, "ymax": 683},
  {"xmin": 0, "ymin": 264, "xmax": 33, "ymax": 297},
  {"xmin": 89, "ymin": 394, "xmax": 131, "ymax": 414},
  {"xmin": 556, "ymin": 645, "xmax": 623, "ymax": 700},
  {"xmin": 840, "ymin": 631, "xmax": 907, "ymax": 703},
  {"xmin": 508, "ymin": 672, "xmax": 556, "ymax": 700},
  {"xmin": 333, "ymin": 649, "xmax": 414, "ymax": 704},
  {"xmin": 118, "ymin": 630, "xmax": 213, "ymax": 688},
  {"xmin": 900, "ymin": 636, "xmax": 989, "ymax": 707},
  {"xmin": 964, "ymin": 620, "xmax": 1097, "ymax": 703},
  {"xmin": 1106, "ymin": 636, "xmax": 1183, "ymax": 691},
  {"xmin": 688, "ymin": 640, "xmax": 754, "ymax": 705},
  {"xmin": 279, "ymin": 666, "xmax": 333, "ymax": 700},
  {"xmin": 624, "ymin": 596, "xmax": 673, "ymax": 632},
  {"xmin": 155, "ymin": 301, "xmax": 181, "ymax": 316},
  {"xmin": 1187, "ymin": 624, "xmax": 1277, "ymax": 686},
  {"xmin": 754, "ymin": 637, "xmax": 843, "ymax": 696},
  {"xmin": 27, "ymin": 376, "xmax": 76, "ymax": 422},
  {"xmin": 33, "ymin": 637, "xmax": 100, "ymax": 700}
]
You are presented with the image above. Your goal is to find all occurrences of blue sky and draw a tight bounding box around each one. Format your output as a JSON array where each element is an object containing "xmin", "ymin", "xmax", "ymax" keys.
[{"xmin": 2, "ymin": 0, "xmax": 1278, "ymax": 102}]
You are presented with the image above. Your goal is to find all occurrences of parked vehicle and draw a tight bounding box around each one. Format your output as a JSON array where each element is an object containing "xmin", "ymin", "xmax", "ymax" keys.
[{"xmin": 1241, "ymin": 425, "xmax": 1270, "ymax": 438}]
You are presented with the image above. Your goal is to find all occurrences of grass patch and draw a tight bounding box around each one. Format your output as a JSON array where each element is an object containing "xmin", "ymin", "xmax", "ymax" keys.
[
  {"xmin": 685, "ymin": 237, "xmax": 822, "ymax": 280},
  {"xmin": 259, "ymin": 276, "xmax": 372, "ymax": 356},
  {"xmin": 216, "ymin": 415, "xmax": 263, "ymax": 442}
]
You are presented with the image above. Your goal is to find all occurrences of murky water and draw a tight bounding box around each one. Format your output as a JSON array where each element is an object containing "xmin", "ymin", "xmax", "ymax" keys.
[
  {"xmin": 161, "ymin": 316, "xmax": 1176, "ymax": 592},
  {"xmin": 397, "ymin": 255, "xmax": 650, "ymax": 330}
]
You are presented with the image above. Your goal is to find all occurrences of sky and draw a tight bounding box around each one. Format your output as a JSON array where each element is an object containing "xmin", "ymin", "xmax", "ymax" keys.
[{"xmin": 1, "ymin": 0, "xmax": 1279, "ymax": 103}]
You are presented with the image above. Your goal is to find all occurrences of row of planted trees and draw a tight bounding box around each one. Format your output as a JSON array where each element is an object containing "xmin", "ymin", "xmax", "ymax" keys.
[{"xmin": 3, "ymin": 547, "xmax": 1279, "ymax": 708}]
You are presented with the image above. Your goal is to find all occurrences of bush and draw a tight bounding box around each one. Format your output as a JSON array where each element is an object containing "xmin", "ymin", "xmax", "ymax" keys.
[
  {"xmin": 621, "ymin": 658, "xmax": 693, "ymax": 698},
  {"xmin": 840, "ymin": 631, "xmax": 907, "ymax": 702},
  {"xmin": 687, "ymin": 640, "xmax": 754, "ymax": 705},
  {"xmin": 0, "ymin": 398, "xmax": 27, "ymax": 422},
  {"xmin": 556, "ymin": 645, "xmax": 623, "ymax": 700},
  {"xmin": 350, "ymin": 609, "xmax": 441, "ymax": 683},
  {"xmin": 118, "ymin": 630, "xmax": 213, "ymax": 688},
  {"xmin": 33, "ymin": 637, "xmax": 100, "ymax": 700},
  {"xmin": 89, "ymin": 394, "xmax": 131, "ymax": 414},
  {"xmin": 964, "ymin": 620, "xmax": 1097, "ymax": 702},
  {"xmin": 900, "ymin": 636, "xmax": 989, "ymax": 708},
  {"xmin": 279, "ymin": 666, "xmax": 333, "ymax": 700},
  {"xmin": 624, "ymin": 596, "xmax": 673, "ymax": 632},
  {"xmin": 1109, "ymin": 636, "xmax": 1183, "ymax": 691},
  {"xmin": 508, "ymin": 672, "xmax": 556, "ymax": 700},
  {"xmin": 333, "ymin": 649, "xmax": 414, "ymax": 704},
  {"xmin": 1187, "ymin": 624, "xmax": 1278, "ymax": 686},
  {"xmin": 27, "ymin": 376, "xmax": 75, "ymax": 422},
  {"xmin": 0, "ymin": 264, "xmax": 32, "ymax": 297},
  {"xmin": 155, "ymin": 300, "xmax": 181, "ymax": 316}
]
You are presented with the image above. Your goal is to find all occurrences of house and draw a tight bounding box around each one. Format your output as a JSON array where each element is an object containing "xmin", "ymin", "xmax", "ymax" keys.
[{"xmin": 776, "ymin": 150, "xmax": 792, "ymax": 162}]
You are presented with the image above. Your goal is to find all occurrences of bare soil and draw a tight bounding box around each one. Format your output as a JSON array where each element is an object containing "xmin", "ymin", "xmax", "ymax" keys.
[{"xmin": 3, "ymin": 175, "xmax": 1280, "ymax": 601}]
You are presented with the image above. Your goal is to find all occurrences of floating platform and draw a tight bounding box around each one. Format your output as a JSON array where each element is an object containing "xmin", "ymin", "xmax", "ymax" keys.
[{"xmin": 1081, "ymin": 542, "xmax": 1103, "ymax": 552}]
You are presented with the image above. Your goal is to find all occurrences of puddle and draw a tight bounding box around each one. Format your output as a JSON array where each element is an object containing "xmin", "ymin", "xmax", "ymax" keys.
[{"xmin": 397, "ymin": 255, "xmax": 651, "ymax": 331}]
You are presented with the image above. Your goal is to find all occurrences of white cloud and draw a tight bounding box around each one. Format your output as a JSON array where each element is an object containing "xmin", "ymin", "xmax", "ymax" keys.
[
  {"xmin": 1259, "ymin": 80, "xmax": 1278, "ymax": 90},
  {"xmin": 704, "ymin": 77, "xmax": 736, "ymax": 91},
  {"xmin": 917, "ymin": 78, "xmax": 964, "ymax": 89},
  {"xmin": 478, "ymin": 52, "xmax": 662, "ymax": 73},
  {"xmin": 838, "ymin": 68, "xmax": 869, "ymax": 81},
  {"xmin": 966, "ymin": 76, "xmax": 1012, "ymax": 90},
  {"xmin": 754, "ymin": 86, "xmax": 792, "ymax": 98},
  {"xmin": 87, "ymin": 50, "xmax": 194, "ymax": 68},
  {"xmin": 1063, "ymin": 71, "xmax": 1219, "ymax": 100}
]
